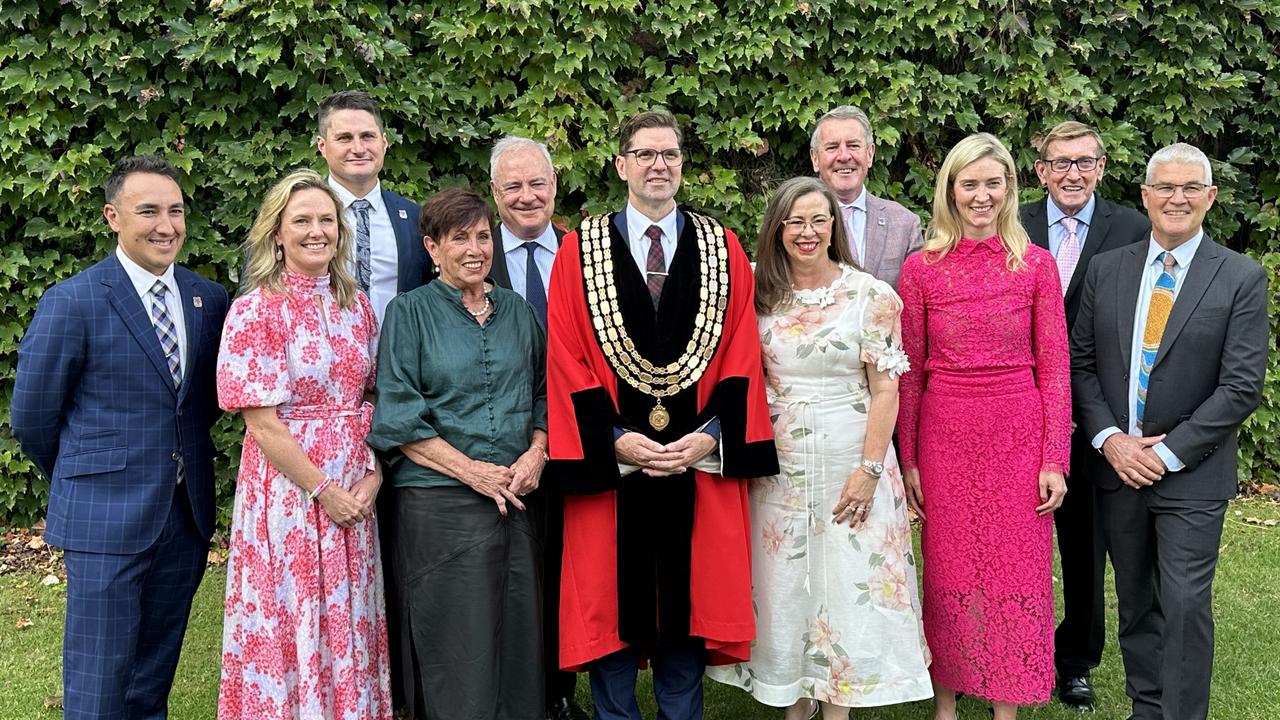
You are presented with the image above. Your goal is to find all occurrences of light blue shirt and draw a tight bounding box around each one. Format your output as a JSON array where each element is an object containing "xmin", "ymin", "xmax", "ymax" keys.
[
  {"xmin": 839, "ymin": 187, "xmax": 869, "ymax": 266},
  {"xmin": 1046, "ymin": 193, "xmax": 1096, "ymax": 257},
  {"xmin": 624, "ymin": 203, "xmax": 678, "ymax": 275},
  {"xmin": 1091, "ymin": 231, "xmax": 1204, "ymax": 472},
  {"xmin": 501, "ymin": 223, "xmax": 556, "ymax": 303}
]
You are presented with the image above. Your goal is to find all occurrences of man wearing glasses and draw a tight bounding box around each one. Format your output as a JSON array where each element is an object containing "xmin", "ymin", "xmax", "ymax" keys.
[
  {"xmin": 1070, "ymin": 143, "xmax": 1267, "ymax": 720},
  {"xmin": 544, "ymin": 110, "xmax": 778, "ymax": 720},
  {"xmin": 1020, "ymin": 120, "xmax": 1150, "ymax": 710}
]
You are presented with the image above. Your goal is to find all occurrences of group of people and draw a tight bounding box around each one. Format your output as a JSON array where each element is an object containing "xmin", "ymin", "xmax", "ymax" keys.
[{"xmin": 10, "ymin": 89, "xmax": 1268, "ymax": 720}]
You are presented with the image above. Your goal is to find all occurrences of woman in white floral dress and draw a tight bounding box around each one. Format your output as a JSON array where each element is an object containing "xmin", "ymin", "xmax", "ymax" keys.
[{"xmin": 708, "ymin": 177, "xmax": 931, "ymax": 719}]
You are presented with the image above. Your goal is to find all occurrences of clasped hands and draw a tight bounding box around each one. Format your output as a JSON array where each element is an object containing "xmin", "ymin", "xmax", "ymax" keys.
[
  {"xmin": 463, "ymin": 447, "xmax": 546, "ymax": 516},
  {"xmin": 318, "ymin": 469, "xmax": 382, "ymax": 529},
  {"xmin": 1102, "ymin": 432, "xmax": 1169, "ymax": 489},
  {"xmin": 615, "ymin": 431, "xmax": 717, "ymax": 477}
]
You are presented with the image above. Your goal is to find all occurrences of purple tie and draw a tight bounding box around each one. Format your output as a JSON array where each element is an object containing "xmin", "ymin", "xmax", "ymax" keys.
[
  {"xmin": 644, "ymin": 224, "xmax": 666, "ymax": 310},
  {"xmin": 1056, "ymin": 216, "xmax": 1082, "ymax": 296}
]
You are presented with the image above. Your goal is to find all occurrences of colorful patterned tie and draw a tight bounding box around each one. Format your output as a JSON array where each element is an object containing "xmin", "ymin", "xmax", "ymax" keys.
[
  {"xmin": 149, "ymin": 280, "xmax": 182, "ymax": 387},
  {"xmin": 645, "ymin": 224, "xmax": 666, "ymax": 310},
  {"xmin": 1056, "ymin": 216, "xmax": 1082, "ymax": 296},
  {"xmin": 351, "ymin": 198, "xmax": 372, "ymax": 293},
  {"xmin": 521, "ymin": 241, "xmax": 547, "ymax": 327},
  {"xmin": 1136, "ymin": 251, "xmax": 1176, "ymax": 431}
]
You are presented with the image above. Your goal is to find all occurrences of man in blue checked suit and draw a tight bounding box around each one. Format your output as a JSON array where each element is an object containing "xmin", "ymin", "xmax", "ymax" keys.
[{"xmin": 12, "ymin": 155, "xmax": 229, "ymax": 720}]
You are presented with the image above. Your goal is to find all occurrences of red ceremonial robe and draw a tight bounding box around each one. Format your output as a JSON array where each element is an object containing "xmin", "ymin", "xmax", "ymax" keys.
[{"xmin": 546, "ymin": 210, "xmax": 778, "ymax": 671}]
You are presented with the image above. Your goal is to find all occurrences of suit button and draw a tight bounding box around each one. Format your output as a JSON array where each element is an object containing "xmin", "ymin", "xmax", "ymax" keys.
[
  {"xmin": 1123, "ymin": 373, "xmax": 1129, "ymax": 380},
  {"xmin": 177, "ymin": 408, "xmax": 184, "ymax": 417},
  {"xmin": 172, "ymin": 451, "xmax": 182, "ymax": 461},
  {"xmin": 1121, "ymin": 414, "xmax": 1128, "ymax": 423}
]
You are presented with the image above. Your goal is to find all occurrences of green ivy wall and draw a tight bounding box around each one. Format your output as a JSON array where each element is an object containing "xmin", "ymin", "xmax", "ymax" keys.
[{"xmin": 1, "ymin": 0, "xmax": 1277, "ymax": 525}]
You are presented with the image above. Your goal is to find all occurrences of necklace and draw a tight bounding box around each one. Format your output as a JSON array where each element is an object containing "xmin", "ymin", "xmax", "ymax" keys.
[{"xmin": 464, "ymin": 295, "xmax": 491, "ymax": 317}]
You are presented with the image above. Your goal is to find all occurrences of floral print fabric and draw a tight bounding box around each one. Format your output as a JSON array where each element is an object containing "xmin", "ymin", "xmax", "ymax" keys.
[
  {"xmin": 707, "ymin": 265, "xmax": 932, "ymax": 708},
  {"xmin": 215, "ymin": 271, "xmax": 391, "ymax": 720}
]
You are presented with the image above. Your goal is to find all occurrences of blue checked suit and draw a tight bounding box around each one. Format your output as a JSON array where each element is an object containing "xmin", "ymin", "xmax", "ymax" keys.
[{"xmin": 12, "ymin": 253, "xmax": 229, "ymax": 720}]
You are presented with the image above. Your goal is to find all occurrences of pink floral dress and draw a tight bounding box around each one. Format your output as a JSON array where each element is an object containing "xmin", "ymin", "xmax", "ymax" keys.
[
  {"xmin": 215, "ymin": 271, "xmax": 391, "ymax": 720},
  {"xmin": 708, "ymin": 265, "xmax": 932, "ymax": 708},
  {"xmin": 896, "ymin": 238, "xmax": 1071, "ymax": 705}
]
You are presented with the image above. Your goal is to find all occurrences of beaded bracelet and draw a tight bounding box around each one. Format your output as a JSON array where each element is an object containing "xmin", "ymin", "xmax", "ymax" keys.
[{"xmin": 308, "ymin": 476, "xmax": 333, "ymax": 502}]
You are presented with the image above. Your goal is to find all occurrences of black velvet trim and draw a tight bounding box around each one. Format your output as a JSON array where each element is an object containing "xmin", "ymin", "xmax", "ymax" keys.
[
  {"xmin": 616, "ymin": 467, "xmax": 694, "ymax": 651},
  {"xmin": 551, "ymin": 387, "xmax": 624, "ymax": 495},
  {"xmin": 710, "ymin": 376, "xmax": 780, "ymax": 479}
]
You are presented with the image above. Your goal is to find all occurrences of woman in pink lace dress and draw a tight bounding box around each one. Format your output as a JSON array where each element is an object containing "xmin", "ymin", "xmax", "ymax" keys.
[
  {"xmin": 896, "ymin": 134, "xmax": 1071, "ymax": 720},
  {"xmin": 216, "ymin": 170, "xmax": 390, "ymax": 719}
]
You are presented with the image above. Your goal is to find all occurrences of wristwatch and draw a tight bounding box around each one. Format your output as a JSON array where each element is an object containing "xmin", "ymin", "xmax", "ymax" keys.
[{"xmin": 860, "ymin": 458, "xmax": 885, "ymax": 476}]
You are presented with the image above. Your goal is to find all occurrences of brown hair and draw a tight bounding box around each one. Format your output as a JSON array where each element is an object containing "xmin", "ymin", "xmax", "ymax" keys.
[
  {"xmin": 618, "ymin": 110, "xmax": 683, "ymax": 154},
  {"xmin": 754, "ymin": 177, "xmax": 857, "ymax": 315},
  {"xmin": 1036, "ymin": 120, "xmax": 1104, "ymax": 159},
  {"xmin": 317, "ymin": 90, "xmax": 386, "ymax": 138},
  {"xmin": 419, "ymin": 187, "xmax": 494, "ymax": 241}
]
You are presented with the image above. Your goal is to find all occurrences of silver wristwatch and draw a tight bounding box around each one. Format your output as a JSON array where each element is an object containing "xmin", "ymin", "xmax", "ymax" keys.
[{"xmin": 860, "ymin": 458, "xmax": 885, "ymax": 476}]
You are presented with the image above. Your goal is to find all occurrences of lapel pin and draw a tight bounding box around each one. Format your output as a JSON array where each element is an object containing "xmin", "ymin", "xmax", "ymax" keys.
[
  {"xmin": 878, "ymin": 218, "xmax": 887, "ymax": 226},
  {"xmin": 193, "ymin": 297, "xmax": 203, "ymax": 308},
  {"xmin": 399, "ymin": 209, "xmax": 408, "ymax": 219}
]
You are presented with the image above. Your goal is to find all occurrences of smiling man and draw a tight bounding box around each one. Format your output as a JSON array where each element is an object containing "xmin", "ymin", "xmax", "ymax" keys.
[
  {"xmin": 12, "ymin": 155, "xmax": 229, "ymax": 720},
  {"xmin": 1020, "ymin": 120, "xmax": 1150, "ymax": 710},
  {"xmin": 810, "ymin": 105, "xmax": 922, "ymax": 287},
  {"xmin": 545, "ymin": 110, "xmax": 778, "ymax": 720},
  {"xmin": 1070, "ymin": 143, "xmax": 1268, "ymax": 720}
]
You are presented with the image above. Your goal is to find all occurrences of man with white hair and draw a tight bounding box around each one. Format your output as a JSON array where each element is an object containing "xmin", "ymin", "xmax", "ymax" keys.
[
  {"xmin": 809, "ymin": 105, "xmax": 922, "ymax": 287},
  {"xmin": 1070, "ymin": 143, "xmax": 1268, "ymax": 720}
]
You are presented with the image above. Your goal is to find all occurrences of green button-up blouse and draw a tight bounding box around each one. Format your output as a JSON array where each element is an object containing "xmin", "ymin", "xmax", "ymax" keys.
[{"xmin": 369, "ymin": 280, "xmax": 547, "ymax": 488}]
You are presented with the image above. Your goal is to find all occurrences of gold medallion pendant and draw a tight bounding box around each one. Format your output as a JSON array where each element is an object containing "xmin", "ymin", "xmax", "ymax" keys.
[{"xmin": 648, "ymin": 401, "xmax": 670, "ymax": 431}]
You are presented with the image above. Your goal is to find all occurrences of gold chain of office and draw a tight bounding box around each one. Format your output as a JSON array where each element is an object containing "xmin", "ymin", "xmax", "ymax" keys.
[{"xmin": 580, "ymin": 212, "xmax": 731, "ymax": 430}]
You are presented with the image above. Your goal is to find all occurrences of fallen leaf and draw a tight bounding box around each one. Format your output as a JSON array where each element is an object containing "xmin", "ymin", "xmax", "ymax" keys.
[
  {"xmin": 44, "ymin": 694, "xmax": 62, "ymax": 709},
  {"xmin": 1258, "ymin": 483, "xmax": 1279, "ymax": 495},
  {"xmin": 14, "ymin": 617, "xmax": 33, "ymax": 629},
  {"xmin": 27, "ymin": 536, "xmax": 46, "ymax": 550},
  {"xmin": 41, "ymin": 574, "xmax": 60, "ymax": 586},
  {"xmin": 207, "ymin": 550, "xmax": 227, "ymax": 567},
  {"xmin": 1265, "ymin": 519, "xmax": 1278, "ymax": 527}
]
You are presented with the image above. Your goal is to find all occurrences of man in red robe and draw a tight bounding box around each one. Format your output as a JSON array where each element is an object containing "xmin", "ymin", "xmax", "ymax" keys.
[{"xmin": 546, "ymin": 110, "xmax": 778, "ymax": 720}]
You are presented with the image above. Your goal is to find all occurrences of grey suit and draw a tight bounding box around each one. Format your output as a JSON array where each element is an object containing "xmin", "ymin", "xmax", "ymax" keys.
[
  {"xmin": 1022, "ymin": 194, "xmax": 1149, "ymax": 678},
  {"xmin": 1070, "ymin": 234, "xmax": 1268, "ymax": 719},
  {"xmin": 859, "ymin": 192, "xmax": 923, "ymax": 289}
]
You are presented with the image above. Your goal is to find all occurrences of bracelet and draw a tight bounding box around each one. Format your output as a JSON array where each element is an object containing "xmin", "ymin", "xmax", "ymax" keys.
[{"xmin": 309, "ymin": 476, "xmax": 333, "ymax": 502}]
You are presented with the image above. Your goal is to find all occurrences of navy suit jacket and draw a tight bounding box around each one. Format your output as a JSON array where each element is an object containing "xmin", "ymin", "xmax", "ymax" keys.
[
  {"xmin": 12, "ymin": 255, "xmax": 230, "ymax": 554},
  {"xmin": 488, "ymin": 223, "xmax": 566, "ymax": 291},
  {"xmin": 383, "ymin": 188, "xmax": 434, "ymax": 292}
]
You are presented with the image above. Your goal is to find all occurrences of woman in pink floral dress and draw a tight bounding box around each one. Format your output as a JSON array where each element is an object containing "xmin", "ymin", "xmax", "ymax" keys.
[
  {"xmin": 216, "ymin": 170, "xmax": 390, "ymax": 719},
  {"xmin": 896, "ymin": 134, "xmax": 1071, "ymax": 720},
  {"xmin": 708, "ymin": 177, "xmax": 932, "ymax": 719}
]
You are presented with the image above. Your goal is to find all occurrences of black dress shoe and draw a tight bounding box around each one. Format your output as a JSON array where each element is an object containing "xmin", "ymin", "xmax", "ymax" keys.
[
  {"xmin": 1057, "ymin": 675, "xmax": 1096, "ymax": 710},
  {"xmin": 547, "ymin": 697, "xmax": 590, "ymax": 720}
]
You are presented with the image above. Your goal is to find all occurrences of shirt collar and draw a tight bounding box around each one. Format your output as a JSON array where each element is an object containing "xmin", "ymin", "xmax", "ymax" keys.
[
  {"xmin": 625, "ymin": 202, "xmax": 678, "ymax": 245},
  {"xmin": 839, "ymin": 187, "xmax": 868, "ymax": 213},
  {"xmin": 327, "ymin": 176, "xmax": 384, "ymax": 213},
  {"xmin": 1145, "ymin": 230, "xmax": 1203, "ymax": 269},
  {"xmin": 115, "ymin": 245, "xmax": 178, "ymax": 297},
  {"xmin": 501, "ymin": 222, "xmax": 558, "ymax": 256},
  {"xmin": 1047, "ymin": 192, "xmax": 1097, "ymax": 228}
]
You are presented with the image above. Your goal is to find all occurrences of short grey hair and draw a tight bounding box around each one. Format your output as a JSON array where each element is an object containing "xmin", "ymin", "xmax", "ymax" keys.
[
  {"xmin": 1146, "ymin": 142, "xmax": 1213, "ymax": 186},
  {"xmin": 489, "ymin": 135, "xmax": 554, "ymax": 182},
  {"xmin": 810, "ymin": 106, "xmax": 874, "ymax": 151}
]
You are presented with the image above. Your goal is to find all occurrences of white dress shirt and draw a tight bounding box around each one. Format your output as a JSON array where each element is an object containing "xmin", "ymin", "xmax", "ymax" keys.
[
  {"xmin": 1091, "ymin": 231, "xmax": 1203, "ymax": 471},
  {"xmin": 328, "ymin": 177, "xmax": 399, "ymax": 327},
  {"xmin": 1046, "ymin": 193, "xmax": 1096, "ymax": 255},
  {"xmin": 116, "ymin": 246, "xmax": 187, "ymax": 373},
  {"xmin": 501, "ymin": 223, "xmax": 557, "ymax": 303},
  {"xmin": 624, "ymin": 202, "xmax": 678, "ymax": 276},
  {"xmin": 839, "ymin": 187, "xmax": 869, "ymax": 266}
]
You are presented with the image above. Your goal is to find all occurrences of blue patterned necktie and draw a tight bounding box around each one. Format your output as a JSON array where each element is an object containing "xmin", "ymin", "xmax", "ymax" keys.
[
  {"xmin": 149, "ymin": 280, "xmax": 182, "ymax": 388},
  {"xmin": 1136, "ymin": 251, "xmax": 1177, "ymax": 431},
  {"xmin": 521, "ymin": 241, "xmax": 548, "ymax": 327},
  {"xmin": 351, "ymin": 198, "xmax": 372, "ymax": 293}
]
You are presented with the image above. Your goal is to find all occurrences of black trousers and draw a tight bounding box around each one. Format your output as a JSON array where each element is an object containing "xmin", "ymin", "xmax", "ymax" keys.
[
  {"xmin": 536, "ymin": 483, "xmax": 580, "ymax": 706},
  {"xmin": 396, "ymin": 485, "xmax": 545, "ymax": 720},
  {"xmin": 1053, "ymin": 434, "xmax": 1107, "ymax": 676}
]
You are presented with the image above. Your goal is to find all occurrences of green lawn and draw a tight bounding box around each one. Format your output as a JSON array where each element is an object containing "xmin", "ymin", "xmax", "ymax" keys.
[{"xmin": 2, "ymin": 498, "xmax": 1277, "ymax": 719}]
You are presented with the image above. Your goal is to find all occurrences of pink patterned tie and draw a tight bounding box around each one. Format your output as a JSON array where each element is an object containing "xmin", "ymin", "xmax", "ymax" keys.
[
  {"xmin": 644, "ymin": 224, "xmax": 666, "ymax": 310},
  {"xmin": 841, "ymin": 204, "xmax": 857, "ymax": 260},
  {"xmin": 1056, "ymin": 216, "xmax": 1081, "ymax": 296}
]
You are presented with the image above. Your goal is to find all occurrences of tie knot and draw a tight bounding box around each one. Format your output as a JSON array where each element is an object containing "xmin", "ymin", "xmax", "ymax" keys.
[
  {"xmin": 351, "ymin": 198, "xmax": 372, "ymax": 214},
  {"xmin": 1158, "ymin": 251, "xmax": 1176, "ymax": 271},
  {"xmin": 1061, "ymin": 216, "xmax": 1079, "ymax": 234},
  {"xmin": 841, "ymin": 204, "xmax": 856, "ymax": 221},
  {"xmin": 150, "ymin": 279, "xmax": 168, "ymax": 299},
  {"xmin": 521, "ymin": 240, "xmax": 540, "ymax": 253},
  {"xmin": 644, "ymin": 224, "xmax": 663, "ymax": 243}
]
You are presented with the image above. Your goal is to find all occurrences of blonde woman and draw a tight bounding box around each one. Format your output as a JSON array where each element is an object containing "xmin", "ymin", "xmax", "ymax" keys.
[
  {"xmin": 895, "ymin": 134, "xmax": 1071, "ymax": 720},
  {"xmin": 216, "ymin": 170, "xmax": 390, "ymax": 719}
]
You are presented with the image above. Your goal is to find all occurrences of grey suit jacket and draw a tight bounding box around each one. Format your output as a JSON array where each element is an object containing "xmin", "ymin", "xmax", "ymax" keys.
[
  {"xmin": 861, "ymin": 192, "xmax": 923, "ymax": 289},
  {"xmin": 1069, "ymin": 233, "xmax": 1269, "ymax": 499}
]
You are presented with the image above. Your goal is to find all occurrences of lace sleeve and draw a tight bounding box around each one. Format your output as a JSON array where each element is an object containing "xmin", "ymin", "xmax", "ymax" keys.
[
  {"xmin": 1032, "ymin": 254, "xmax": 1072, "ymax": 474},
  {"xmin": 894, "ymin": 257, "xmax": 927, "ymax": 471}
]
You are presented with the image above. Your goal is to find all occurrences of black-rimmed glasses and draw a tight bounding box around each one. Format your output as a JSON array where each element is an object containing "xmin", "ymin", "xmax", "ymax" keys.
[
  {"xmin": 1041, "ymin": 156, "xmax": 1102, "ymax": 172},
  {"xmin": 622, "ymin": 148, "xmax": 684, "ymax": 167}
]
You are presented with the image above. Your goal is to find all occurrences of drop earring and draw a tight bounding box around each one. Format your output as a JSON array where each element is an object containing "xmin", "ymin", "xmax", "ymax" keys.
[{"xmin": 275, "ymin": 245, "xmax": 283, "ymax": 262}]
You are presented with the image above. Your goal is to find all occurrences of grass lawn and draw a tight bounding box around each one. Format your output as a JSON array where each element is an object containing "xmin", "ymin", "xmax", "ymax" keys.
[{"xmin": 2, "ymin": 497, "xmax": 1277, "ymax": 719}]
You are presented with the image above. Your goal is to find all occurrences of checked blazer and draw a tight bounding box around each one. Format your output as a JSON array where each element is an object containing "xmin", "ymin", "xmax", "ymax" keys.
[{"xmin": 12, "ymin": 254, "xmax": 230, "ymax": 554}]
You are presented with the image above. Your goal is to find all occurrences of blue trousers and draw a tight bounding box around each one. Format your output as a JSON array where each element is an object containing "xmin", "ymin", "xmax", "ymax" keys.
[
  {"xmin": 61, "ymin": 489, "xmax": 207, "ymax": 720},
  {"xmin": 588, "ymin": 639, "xmax": 705, "ymax": 720}
]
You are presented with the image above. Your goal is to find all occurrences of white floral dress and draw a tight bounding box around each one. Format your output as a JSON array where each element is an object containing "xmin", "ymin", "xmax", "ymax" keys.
[{"xmin": 707, "ymin": 264, "xmax": 932, "ymax": 708}]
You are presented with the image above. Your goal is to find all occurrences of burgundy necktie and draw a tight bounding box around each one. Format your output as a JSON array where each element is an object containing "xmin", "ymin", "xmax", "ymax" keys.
[{"xmin": 645, "ymin": 224, "xmax": 666, "ymax": 310}]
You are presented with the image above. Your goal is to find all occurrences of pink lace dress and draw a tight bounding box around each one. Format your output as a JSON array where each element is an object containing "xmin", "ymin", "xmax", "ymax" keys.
[
  {"xmin": 215, "ymin": 271, "xmax": 391, "ymax": 719},
  {"xmin": 895, "ymin": 237, "xmax": 1071, "ymax": 705}
]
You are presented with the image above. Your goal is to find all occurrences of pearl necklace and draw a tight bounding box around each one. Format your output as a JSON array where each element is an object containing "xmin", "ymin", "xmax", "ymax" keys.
[{"xmin": 465, "ymin": 295, "xmax": 492, "ymax": 317}]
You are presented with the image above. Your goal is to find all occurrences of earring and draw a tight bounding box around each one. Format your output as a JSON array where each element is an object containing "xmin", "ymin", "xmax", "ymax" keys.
[{"xmin": 275, "ymin": 245, "xmax": 283, "ymax": 262}]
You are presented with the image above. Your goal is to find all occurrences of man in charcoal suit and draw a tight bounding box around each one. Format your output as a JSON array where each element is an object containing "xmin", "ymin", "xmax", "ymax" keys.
[
  {"xmin": 1020, "ymin": 120, "xmax": 1150, "ymax": 710},
  {"xmin": 1071, "ymin": 142, "xmax": 1268, "ymax": 720}
]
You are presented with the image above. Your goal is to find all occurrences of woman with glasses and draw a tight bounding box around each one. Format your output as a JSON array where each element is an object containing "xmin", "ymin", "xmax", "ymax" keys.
[
  {"xmin": 708, "ymin": 177, "xmax": 932, "ymax": 719},
  {"xmin": 896, "ymin": 134, "xmax": 1071, "ymax": 719}
]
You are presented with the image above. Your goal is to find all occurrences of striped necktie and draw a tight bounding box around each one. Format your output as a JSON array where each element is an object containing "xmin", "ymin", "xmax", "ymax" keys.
[
  {"xmin": 149, "ymin": 279, "xmax": 182, "ymax": 388},
  {"xmin": 1136, "ymin": 251, "xmax": 1176, "ymax": 431},
  {"xmin": 644, "ymin": 224, "xmax": 666, "ymax": 310},
  {"xmin": 351, "ymin": 198, "xmax": 372, "ymax": 293},
  {"xmin": 1056, "ymin": 216, "xmax": 1082, "ymax": 295}
]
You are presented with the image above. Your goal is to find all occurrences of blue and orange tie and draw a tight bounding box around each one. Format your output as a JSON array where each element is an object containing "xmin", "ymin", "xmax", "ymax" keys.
[{"xmin": 1136, "ymin": 251, "xmax": 1176, "ymax": 431}]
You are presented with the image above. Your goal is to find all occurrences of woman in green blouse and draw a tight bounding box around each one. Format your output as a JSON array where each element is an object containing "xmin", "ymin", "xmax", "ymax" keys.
[{"xmin": 370, "ymin": 188, "xmax": 548, "ymax": 720}]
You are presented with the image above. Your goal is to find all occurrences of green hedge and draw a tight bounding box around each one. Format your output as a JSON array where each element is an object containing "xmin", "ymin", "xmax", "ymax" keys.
[{"xmin": 2, "ymin": 0, "xmax": 1277, "ymax": 525}]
